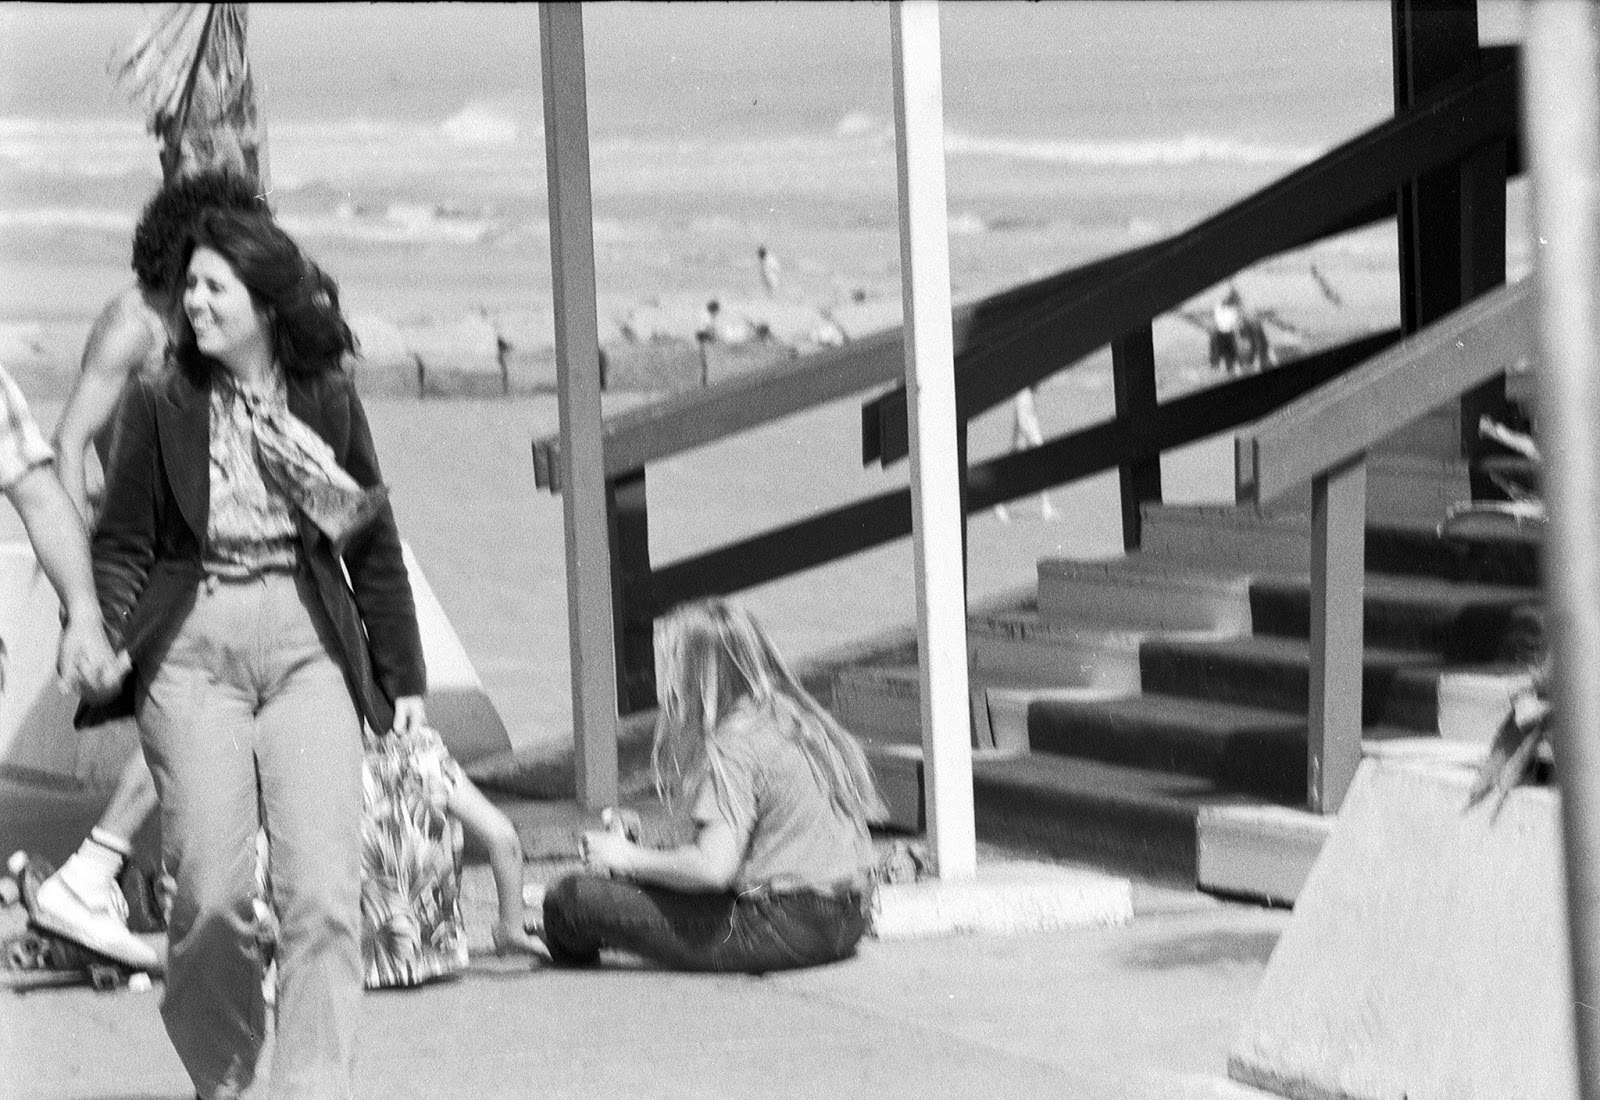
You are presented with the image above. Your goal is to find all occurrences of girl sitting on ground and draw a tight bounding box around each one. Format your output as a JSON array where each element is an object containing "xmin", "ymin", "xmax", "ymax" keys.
[{"xmin": 540, "ymin": 598, "xmax": 886, "ymax": 973}]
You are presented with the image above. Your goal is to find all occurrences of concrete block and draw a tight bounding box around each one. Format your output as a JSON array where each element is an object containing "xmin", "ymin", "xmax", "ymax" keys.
[
  {"xmin": 404, "ymin": 313, "xmax": 505, "ymax": 397},
  {"xmin": 600, "ymin": 338, "xmax": 704, "ymax": 392},
  {"xmin": 864, "ymin": 743, "xmax": 924, "ymax": 833},
  {"xmin": 1037, "ymin": 555, "xmax": 1253, "ymax": 633},
  {"xmin": 871, "ymin": 858, "xmax": 1133, "ymax": 940},
  {"xmin": 0, "ymin": 544, "xmax": 139, "ymax": 789},
  {"xmin": 967, "ymin": 611, "xmax": 1148, "ymax": 692},
  {"xmin": 488, "ymin": 309, "xmax": 556, "ymax": 393},
  {"xmin": 1196, "ymin": 803, "xmax": 1332, "ymax": 906},
  {"xmin": 401, "ymin": 542, "xmax": 511, "ymax": 767},
  {"xmin": 828, "ymin": 296, "xmax": 902, "ymax": 340},
  {"xmin": 1229, "ymin": 755, "xmax": 1578, "ymax": 1100},
  {"xmin": 701, "ymin": 339, "xmax": 796, "ymax": 386},
  {"xmin": 1436, "ymin": 667, "xmax": 1538, "ymax": 745},
  {"xmin": 346, "ymin": 313, "xmax": 420, "ymax": 397}
]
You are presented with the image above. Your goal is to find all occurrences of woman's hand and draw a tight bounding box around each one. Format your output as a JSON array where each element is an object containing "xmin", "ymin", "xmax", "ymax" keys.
[
  {"xmin": 391, "ymin": 695, "xmax": 426, "ymax": 736},
  {"xmin": 580, "ymin": 829, "xmax": 635, "ymax": 878}
]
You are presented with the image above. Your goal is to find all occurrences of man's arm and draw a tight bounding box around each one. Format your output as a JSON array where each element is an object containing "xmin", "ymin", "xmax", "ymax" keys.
[
  {"xmin": 54, "ymin": 292, "xmax": 155, "ymax": 521},
  {"xmin": 7, "ymin": 465, "xmax": 127, "ymax": 699}
]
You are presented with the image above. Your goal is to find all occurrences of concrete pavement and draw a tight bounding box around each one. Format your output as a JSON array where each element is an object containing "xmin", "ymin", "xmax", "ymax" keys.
[{"xmin": 0, "ymin": 818, "xmax": 1287, "ymax": 1100}]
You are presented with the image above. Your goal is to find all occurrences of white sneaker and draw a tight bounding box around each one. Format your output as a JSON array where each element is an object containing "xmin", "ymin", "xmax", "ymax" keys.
[{"xmin": 33, "ymin": 871, "xmax": 161, "ymax": 971}]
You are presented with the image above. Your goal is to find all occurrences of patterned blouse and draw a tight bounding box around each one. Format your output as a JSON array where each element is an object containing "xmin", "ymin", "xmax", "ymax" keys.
[
  {"xmin": 0, "ymin": 364, "xmax": 53, "ymax": 492},
  {"xmin": 205, "ymin": 373, "xmax": 300, "ymax": 574}
]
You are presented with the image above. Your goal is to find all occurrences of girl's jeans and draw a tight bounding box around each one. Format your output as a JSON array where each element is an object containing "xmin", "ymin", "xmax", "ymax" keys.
[
  {"xmin": 139, "ymin": 570, "xmax": 364, "ymax": 1100},
  {"xmin": 542, "ymin": 872, "xmax": 868, "ymax": 973}
]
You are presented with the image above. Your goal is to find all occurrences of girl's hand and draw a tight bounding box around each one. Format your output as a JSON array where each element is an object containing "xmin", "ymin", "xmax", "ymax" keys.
[
  {"xmin": 580, "ymin": 829, "xmax": 634, "ymax": 878},
  {"xmin": 391, "ymin": 695, "xmax": 426, "ymax": 736}
]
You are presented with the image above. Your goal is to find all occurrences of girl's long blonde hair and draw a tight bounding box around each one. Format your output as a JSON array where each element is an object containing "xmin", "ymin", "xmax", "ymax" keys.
[{"xmin": 651, "ymin": 599, "xmax": 887, "ymax": 828}]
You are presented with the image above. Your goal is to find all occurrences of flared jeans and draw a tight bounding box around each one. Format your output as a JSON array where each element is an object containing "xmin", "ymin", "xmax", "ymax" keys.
[
  {"xmin": 542, "ymin": 872, "xmax": 868, "ymax": 973},
  {"xmin": 138, "ymin": 570, "xmax": 364, "ymax": 1100}
]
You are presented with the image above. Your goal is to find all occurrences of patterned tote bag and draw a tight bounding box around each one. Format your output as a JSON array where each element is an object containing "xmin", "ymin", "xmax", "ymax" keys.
[{"xmin": 359, "ymin": 726, "xmax": 470, "ymax": 988}]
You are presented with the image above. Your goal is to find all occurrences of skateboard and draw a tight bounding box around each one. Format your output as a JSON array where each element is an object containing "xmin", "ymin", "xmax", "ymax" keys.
[{"xmin": 2, "ymin": 851, "xmax": 158, "ymax": 992}]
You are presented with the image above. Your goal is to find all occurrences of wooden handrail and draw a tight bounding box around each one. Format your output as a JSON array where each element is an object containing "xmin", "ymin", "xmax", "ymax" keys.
[
  {"xmin": 1236, "ymin": 279, "xmax": 1535, "ymax": 506},
  {"xmin": 640, "ymin": 329, "xmax": 1398, "ymax": 615},
  {"xmin": 863, "ymin": 45, "xmax": 1520, "ymax": 466},
  {"xmin": 533, "ymin": 46, "xmax": 1515, "ymax": 490},
  {"xmin": 532, "ymin": 241, "xmax": 1167, "ymax": 490}
]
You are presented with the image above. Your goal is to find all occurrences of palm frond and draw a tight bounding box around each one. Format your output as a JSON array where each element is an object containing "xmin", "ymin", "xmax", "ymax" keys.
[{"xmin": 109, "ymin": 4, "xmax": 267, "ymax": 186}]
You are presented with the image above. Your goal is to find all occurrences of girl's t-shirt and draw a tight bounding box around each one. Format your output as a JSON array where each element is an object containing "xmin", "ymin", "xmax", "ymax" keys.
[{"xmin": 690, "ymin": 706, "xmax": 874, "ymax": 894}]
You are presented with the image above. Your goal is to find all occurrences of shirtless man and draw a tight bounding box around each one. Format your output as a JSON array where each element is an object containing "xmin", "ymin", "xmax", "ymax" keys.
[{"xmin": 34, "ymin": 170, "xmax": 265, "ymax": 969}]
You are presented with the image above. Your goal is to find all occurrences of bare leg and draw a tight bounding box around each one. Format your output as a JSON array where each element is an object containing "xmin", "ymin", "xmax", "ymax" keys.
[
  {"xmin": 447, "ymin": 776, "xmax": 540, "ymax": 954},
  {"xmin": 97, "ymin": 745, "xmax": 160, "ymax": 844},
  {"xmin": 32, "ymin": 746, "xmax": 161, "ymax": 969}
]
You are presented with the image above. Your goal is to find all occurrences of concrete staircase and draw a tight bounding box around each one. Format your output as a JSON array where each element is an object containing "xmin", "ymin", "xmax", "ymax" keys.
[{"xmin": 831, "ymin": 405, "xmax": 1542, "ymax": 903}]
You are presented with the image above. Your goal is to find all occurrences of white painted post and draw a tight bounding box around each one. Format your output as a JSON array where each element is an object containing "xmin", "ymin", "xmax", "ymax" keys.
[
  {"xmin": 1526, "ymin": 4, "xmax": 1600, "ymax": 1092},
  {"xmin": 891, "ymin": 0, "xmax": 976, "ymax": 880},
  {"xmin": 540, "ymin": 3, "xmax": 618, "ymax": 807}
]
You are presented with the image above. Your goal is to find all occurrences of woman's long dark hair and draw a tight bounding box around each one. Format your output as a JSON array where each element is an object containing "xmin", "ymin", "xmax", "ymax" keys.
[{"xmin": 173, "ymin": 208, "xmax": 356, "ymax": 383}]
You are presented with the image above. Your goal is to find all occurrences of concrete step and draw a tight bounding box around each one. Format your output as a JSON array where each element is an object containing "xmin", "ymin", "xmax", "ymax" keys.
[
  {"xmin": 1138, "ymin": 633, "xmax": 1531, "ymax": 739},
  {"xmin": 1141, "ymin": 502, "xmax": 1541, "ymax": 586},
  {"xmin": 1026, "ymin": 694, "xmax": 1308, "ymax": 803},
  {"xmin": 968, "ymin": 608, "xmax": 1237, "ymax": 692},
  {"xmin": 1255, "ymin": 451, "xmax": 1471, "ymax": 522},
  {"xmin": 971, "ymin": 752, "xmax": 1248, "ymax": 884},
  {"xmin": 1247, "ymin": 571, "xmax": 1537, "ymax": 659},
  {"xmin": 1036, "ymin": 554, "xmax": 1253, "ymax": 633},
  {"xmin": 831, "ymin": 661, "xmax": 1130, "ymax": 752},
  {"xmin": 1375, "ymin": 400, "xmax": 1464, "ymax": 459}
]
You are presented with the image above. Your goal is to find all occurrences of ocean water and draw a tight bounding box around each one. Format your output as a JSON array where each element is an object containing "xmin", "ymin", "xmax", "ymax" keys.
[{"xmin": 0, "ymin": 1, "xmax": 1526, "ymax": 323}]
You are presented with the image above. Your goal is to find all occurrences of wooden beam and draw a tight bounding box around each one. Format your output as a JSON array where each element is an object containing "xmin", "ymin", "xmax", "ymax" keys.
[
  {"xmin": 891, "ymin": 0, "xmax": 975, "ymax": 881},
  {"xmin": 1111, "ymin": 325, "xmax": 1160, "ymax": 549},
  {"xmin": 641, "ymin": 329, "xmax": 1397, "ymax": 612},
  {"xmin": 1240, "ymin": 279, "xmax": 1533, "ymax": 506},
  {"xmin": 540, "ymin": 3, "xmax": 617, "ymax": 808},
  {"xmin": 1307, "ymin": 456, "xmax": 1367, "ymax": 814}
]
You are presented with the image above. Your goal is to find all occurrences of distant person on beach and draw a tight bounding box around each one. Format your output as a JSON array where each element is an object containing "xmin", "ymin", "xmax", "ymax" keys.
[
  {"xmin": 994, "ymin": 386, "xmax": 1055, "ymax": 523},
  {"xmin": 539, "ymin": 599, "xmax": 885, "ymax": 973},
  {"xmin": 32, "ymin": 169, "xmax": 267, "ymax": 976},
  {"xmin": 85, "ymin": 207, "xmax": 424, "ymax": 1098},
  {"xmin": 0, "ymin": 361, "xmax": 128, "ymax": 707},
  {"xmin": 758, "ymin": 244, "xmax": 781, "ymax": 296},
  {"xmin": 695, "ymin": 298, "xmax": 757, "ymax": 345}
]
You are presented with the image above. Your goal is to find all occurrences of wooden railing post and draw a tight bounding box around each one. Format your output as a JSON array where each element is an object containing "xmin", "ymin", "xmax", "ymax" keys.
[
  {"xmin": 1111, "ymin": 324, "xmax": 1161, "ymax": 550},
  {"xmin": 1307, "ymin": 454, "xmax": 1367, "ymax": 813},
  {"xmin": 540, "ymin": 2, "xmax": 618, "ymax": 807},
  {"xmin": 606, "ymin": 470, "xmax": 655, "ymax": 714}
]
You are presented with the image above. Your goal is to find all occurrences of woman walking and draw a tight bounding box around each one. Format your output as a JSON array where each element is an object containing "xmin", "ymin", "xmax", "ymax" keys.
[{"xmin": 88, "ymin": 207, "xmax": 425, "ymax": 1099}]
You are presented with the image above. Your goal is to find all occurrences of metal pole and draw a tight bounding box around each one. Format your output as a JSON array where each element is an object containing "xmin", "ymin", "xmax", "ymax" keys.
[
  {"xmin": 890, "ymin": 0, "xmax": 976, "ymax": 879},
  {"xmin": 1525, "ymin": 4, "xmax": 1600, "ymax": 1092},
  {"xmin": 540, "ymin": 3, "xmax": 619, "ymax": 807}
]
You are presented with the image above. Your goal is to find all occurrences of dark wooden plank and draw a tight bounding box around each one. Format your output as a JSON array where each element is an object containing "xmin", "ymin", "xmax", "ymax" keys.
[
  {"xmin": 647, "ymin": 489, "xmax": 914, "ymax": 613},
  {"xmin": 1112, "ymin": 326, "xmax": 1160, "ymax": 549}
]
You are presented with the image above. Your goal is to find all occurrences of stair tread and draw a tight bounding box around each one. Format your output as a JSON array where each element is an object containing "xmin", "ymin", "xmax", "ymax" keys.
[
  {"xmin": 972, "ymin": 752, "xmax": 1271, "ymax": 812},
  {"xmin": 1252, "ymin": 570, "xmax": 1536, "ymax": 603},
  {"xmin": 1031, "ymin": 692, "xmax": 1307, "ymax": 736},
  {"xmin": 1143, "ymin": 632, "xmax": 1447, "ymax": 669}
]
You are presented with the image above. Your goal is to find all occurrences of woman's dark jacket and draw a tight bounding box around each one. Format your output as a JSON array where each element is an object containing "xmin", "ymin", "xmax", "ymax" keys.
[{"xmin": 78, "ymin": 366, "xmax": 425, "ymax": 733}]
